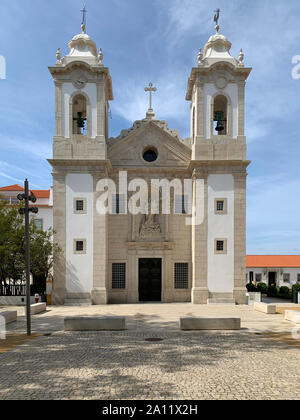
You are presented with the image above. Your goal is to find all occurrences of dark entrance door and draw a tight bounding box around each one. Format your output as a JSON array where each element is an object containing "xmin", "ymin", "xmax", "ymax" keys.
[
  {"xmin": 139, "ymin": 259, "xmax": 162, "ymax": 302},
  {"xmin": 268, "ymin": 272, "xmax": 277, "ymax": 287}
]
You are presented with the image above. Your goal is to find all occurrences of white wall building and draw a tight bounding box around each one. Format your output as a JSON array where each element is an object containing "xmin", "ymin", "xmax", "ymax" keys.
[
  {"xmin": 247, "ymin": 255, "xmax": 300, "ymax": 288},
  {"xmin": 0, "ymin": 184, "xmax": 53, "ymax": 232}
]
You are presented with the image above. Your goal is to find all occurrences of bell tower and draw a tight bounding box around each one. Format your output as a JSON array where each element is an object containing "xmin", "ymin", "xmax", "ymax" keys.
[
  {"xmin": 48, "ymin": 19, "xmax": 113, "ymax": 305},
  {"xmin": 49, "ymin": 22, "xmax": 113, "ymax": 159},
  {"xmin": 186, "ymin": 14, "xmax": 252, "ymax": 305}
]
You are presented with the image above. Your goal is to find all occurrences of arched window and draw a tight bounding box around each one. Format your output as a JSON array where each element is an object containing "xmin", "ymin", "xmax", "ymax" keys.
[
  {"xmin": 72, "ymin": 94, "xmax": 87, "ymax": 135},
  {"xmin": 213, "ymin": 95, "xmax": 228, "ymax": 136}
]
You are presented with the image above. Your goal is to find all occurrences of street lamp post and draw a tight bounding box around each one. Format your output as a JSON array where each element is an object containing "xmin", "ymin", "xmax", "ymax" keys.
[{"xmin": 17, "ymin": 179, "xmax": 38, "ymax": 336}]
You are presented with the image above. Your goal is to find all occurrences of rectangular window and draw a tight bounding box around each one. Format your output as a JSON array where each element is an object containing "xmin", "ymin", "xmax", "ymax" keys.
[
  {"xmin": 215, "ymin": 239, "xmax": 227, "ymax": 254},
  {"xmin": 297, "ymin": 274, "xmax": 300, "ymax": 283},
  {"xmin": 74, "ymin": 198, "xmax": 87, "ymax": 214},
  {"xmin": 174, "ymin": 263, "xmax": 189, "ymax": 289},
  {"xmin": 215, "ymin": 198, "xmax": 227, "ymax": 214},
  {"xmin": 216, "ymin": 241, "xmax": 224, "ymax": 251},
  {"xmin": 216, "ymin": 201, "xmax": 224, "ymax": 212},
  {"xmin": 112, "ymin": 194, "xmax": 126, "ymax": 214},
  {"xmin": 76, "ymin": 241, "xmax": 84, "ymax": 252},
  {"xmin": 255, "ymin": 273, "xmax": 262, "ymax": 283},
  {"xmin": 76, "ymin": 200, "xmax": 84, "ymax": 211},
  {"xmin": 112, "ymin": 263, "xmax": 126, "ymax": 289},
  {"xmin": 283, "ymin": 273, "xmax": 290, "ymax": 283},
  {"xmin": 174, "ymin": 195, "xmax": 190, "ymax": 214},
  {"xmin": 73, "ymin": 239, "xmax": 86, "ymax": 254},
  {"xmin": 33, "ymin": 219, "xmax": 43, "ymax": 231}
]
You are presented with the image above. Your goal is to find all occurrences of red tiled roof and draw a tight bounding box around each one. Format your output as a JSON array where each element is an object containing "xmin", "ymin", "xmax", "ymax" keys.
[
  {"xmin": 247, "ymin": 255, "xmax": 300, "ymax": 268},
  {"xmin": 0, "ymin": 185, "xmax": 50, "ymax": 198},
  {"xmin": 31, "ymin": 190, "xmax": 50, "ymax": 199},
  {"xmin": 0, "ymin": 184, "xmax": 24, "ymax": 191}
]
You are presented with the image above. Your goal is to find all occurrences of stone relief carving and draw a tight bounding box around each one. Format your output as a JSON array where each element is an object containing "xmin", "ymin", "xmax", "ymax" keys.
[
  {"xmin": 139, "ymin": 213, "xmax": 161, "ymax": 240},
  {"xmin": 109, "ymin": 118, "xmax": 182, "ymax": 143}
]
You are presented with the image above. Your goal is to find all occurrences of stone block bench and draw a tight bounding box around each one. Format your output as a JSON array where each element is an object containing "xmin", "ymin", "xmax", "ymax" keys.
[
  {"xmin": 30, "ymin": 303, "xmax": 47, "ymax": 315},
  {"xmin": 0, "ymin": 311, "xmax": 17, "ymax": 325},
  {"xmin": 284, "ymin": 310, "xmax": 300, "ymax": 324},
  {"xmin": 64, "ymin": 316, "xmax": 126, "ymax": 331},
  {"xmin": 180, "ymin": 317, "xmax": 241, "ymax": 331},
  {"xmin": 254, "ymin": 302, "xmax": 276, "ymax": 314}
]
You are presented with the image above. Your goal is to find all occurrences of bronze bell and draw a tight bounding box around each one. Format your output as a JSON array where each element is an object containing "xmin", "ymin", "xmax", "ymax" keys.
[{"xmin": 215, "ymin": 120, "xmax": 224, "ymax": 132}]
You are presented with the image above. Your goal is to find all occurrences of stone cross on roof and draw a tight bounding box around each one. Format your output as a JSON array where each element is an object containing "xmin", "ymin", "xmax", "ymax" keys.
[
  {"xmin": 144, "ymin": 82, "xmax": 157, "ymax": 119},
  {"xmin": 81, "ymin": 4, "xmax": 87, "ymax": 33}
]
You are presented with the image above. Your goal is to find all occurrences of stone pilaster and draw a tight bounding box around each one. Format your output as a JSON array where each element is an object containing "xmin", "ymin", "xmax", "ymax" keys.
[
  {"xmin": 237, "ymin": 81, "xmax": 246, "ymax": 136},
  {"xmin": 127, "ymin": 249, "xmax": 138, "ymax": 303},
  {"xmin": 196, "ymin": 81, "xmax": 205, "ymax": 137},
  {"xmin": 192, "ymin": 171, "xmax": 209, "ymax": 304},
  {"xmin": 54, "ymin": 81, "xmax": 62, "ymax": 137},
  {"xmin": 96, "ymin": 82, "xmax": 106, "ymax": 138},
  {"xmin": 233, "ymin": 172, "xmax": 247, "ymax": 304},
  {"xmin": 52, "ymin": 172, "xmax": 66, "ymax": 305},
  {"xmin": 91, "ymin": 172, "xmax": 108, "ymax": 305},
  {"xmin": 163, "ymin": 250, "xmax": 173, "ymax": 302}
]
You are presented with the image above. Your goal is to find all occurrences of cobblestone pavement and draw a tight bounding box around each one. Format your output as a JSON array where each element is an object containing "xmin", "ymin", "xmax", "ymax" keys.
[
  {"xmin": 0, "ymin": 330, "xmax": 300, "ymax": 400},
  {"xmin": 1, "ymin": 304, "xmax": 300, "ymax": 400}
]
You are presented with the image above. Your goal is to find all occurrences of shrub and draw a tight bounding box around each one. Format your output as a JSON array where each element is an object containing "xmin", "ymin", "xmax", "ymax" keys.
[
  {"xmin": 246, "ymin": 283, "xmax": 258, "ymax": 292},
  {"xmin": 292, "ymin": 283, "xmax": 300, "ymax": 292},
  {"xmin": 267, "ymin": 285, "xmax": 277, "ymax": 297},
  {"xmin": 257, "ymin": 282, "xmax": 267, "ymax": 293},
  {"xmin": 279, "ymin": 286, "xmax": 290, "ymax": 295}
]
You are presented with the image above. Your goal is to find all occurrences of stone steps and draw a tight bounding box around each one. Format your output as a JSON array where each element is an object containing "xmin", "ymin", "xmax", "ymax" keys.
[
  {"xmin": 64, "ymin": 299, "xmax": 92, "ymax": 307},
  {"xmin": 207, "ymin": 298, "xmax": 236, "ymax": 305}
]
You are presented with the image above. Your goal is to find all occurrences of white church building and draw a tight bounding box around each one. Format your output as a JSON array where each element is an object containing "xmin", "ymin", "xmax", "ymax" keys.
[{"xmin": 46, "ymin": 18, "xmax": 251, "ymax": 306}]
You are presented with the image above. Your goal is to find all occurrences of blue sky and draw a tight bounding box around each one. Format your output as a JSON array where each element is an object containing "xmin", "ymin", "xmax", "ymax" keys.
[{"xmin": 0, "ymin": 0, "xmax": 300, "ymax": 254}]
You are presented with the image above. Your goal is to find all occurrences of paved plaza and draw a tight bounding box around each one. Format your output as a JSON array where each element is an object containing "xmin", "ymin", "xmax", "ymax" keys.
[{"xmin": 1, "ymin": 303, "xmax": 300, "ymax": 400}]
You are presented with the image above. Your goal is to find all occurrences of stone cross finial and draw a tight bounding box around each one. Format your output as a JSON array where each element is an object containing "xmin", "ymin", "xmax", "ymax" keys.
[
  {"xmin": 214, "ymin": 8, "xmax": 220, "ymax": 33},
  {"xmin": 81, "ymin": 4, "xmax": 87, "ymax": 33},
  {"xmin": 144, "ymin": 82, "xmax": 157, "ymax": 119}
]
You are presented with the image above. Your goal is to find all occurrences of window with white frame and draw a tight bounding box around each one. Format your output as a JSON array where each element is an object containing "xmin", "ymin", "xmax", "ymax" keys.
[
  {"xmin": 112, "ymin": 194, "xmax": 126, "ymax": 214},
  {"xmin": 283, "ymin": 273, "xmax": 290, "ymax": 283},
  {"xmin": 112, "ymin": 263, "xmax": 126, "ymax": 289},
  {"xmin": 297, "ymin": 274, "xmax": 300, "ymax": 283},
  {"xmin": 33, "ymin": 219, "xmax": 43, "ymax": 231},
  {"xmin": 255, "ymin": 273, "xmax": 262, "ymax": 283},
  {"xmin": 174, "ymin": 263, "xmax": 189, "ymax": 289}
]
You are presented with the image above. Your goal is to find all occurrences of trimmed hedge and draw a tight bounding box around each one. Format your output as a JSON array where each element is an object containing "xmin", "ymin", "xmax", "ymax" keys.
[{"xmin": 257, "ymin": 282, "xmax": 268, "ymax": 293}]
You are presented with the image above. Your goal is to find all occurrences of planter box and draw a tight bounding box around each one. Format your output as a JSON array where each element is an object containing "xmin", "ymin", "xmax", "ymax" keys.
[{"xmin": 246, "ymin": 292, "xmax": 261, "ymax": 305}]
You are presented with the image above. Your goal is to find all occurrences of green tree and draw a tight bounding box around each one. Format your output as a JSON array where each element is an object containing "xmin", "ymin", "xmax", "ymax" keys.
[{"xmin": 0, "ymin": 198, "xmax": 60, "ymax": 295}]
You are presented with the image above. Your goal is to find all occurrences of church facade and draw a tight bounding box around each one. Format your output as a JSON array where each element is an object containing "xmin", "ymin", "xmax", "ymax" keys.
[{"xmin": 48, "ymin": 20, "xmax": 251, "ymax": 306}]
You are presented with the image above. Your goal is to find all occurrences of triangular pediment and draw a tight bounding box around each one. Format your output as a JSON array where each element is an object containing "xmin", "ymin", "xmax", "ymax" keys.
[{"xmin": 108, "ymin": 120, "xmax": 191, "ymax": 168}]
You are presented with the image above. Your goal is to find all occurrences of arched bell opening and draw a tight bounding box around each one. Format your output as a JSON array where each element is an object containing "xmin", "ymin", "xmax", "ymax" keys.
[
  {"xmin": 72, "ymin": 94, "xmax": 87, "ymax": 135},
  {"xmin": 213, "ymin": 95, "xmax": 228, "ymax": 136}
]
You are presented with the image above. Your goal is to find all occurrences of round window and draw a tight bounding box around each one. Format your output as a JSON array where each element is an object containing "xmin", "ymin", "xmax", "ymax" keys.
[{"xmin": 143, "ymin": 149, "xmax": 158, "ymax": 163}]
